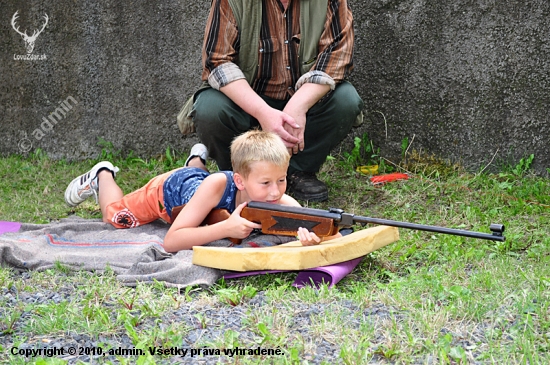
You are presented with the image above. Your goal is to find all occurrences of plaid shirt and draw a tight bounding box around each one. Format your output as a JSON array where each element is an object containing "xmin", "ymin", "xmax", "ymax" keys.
[{"xmin": 202, "ymin": 0, "xmax": 355, "ymax": 100}]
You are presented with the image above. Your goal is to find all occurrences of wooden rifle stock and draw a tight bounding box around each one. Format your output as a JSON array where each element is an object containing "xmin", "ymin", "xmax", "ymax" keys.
[
  {"xmin": 240, "ymin": 205, "xmax": 339, "ymax": 237},
  {"xmin": 170, "ymin": 203, "xmax": 339, "ymax": 245},
  {"xmin": 170, "ymin": 203, "xmax": 338, "ymax": 245}
]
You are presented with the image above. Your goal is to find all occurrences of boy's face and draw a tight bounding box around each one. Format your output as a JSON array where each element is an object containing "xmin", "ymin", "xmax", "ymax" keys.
[{"xmin": 236, "ymin": 161, "xmax": 288, "ymax": 203}]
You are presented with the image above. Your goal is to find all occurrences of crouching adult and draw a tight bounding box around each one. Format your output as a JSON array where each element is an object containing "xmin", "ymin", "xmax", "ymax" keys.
[{"xmin": 178, "ymin": 0, "xmax": 364, "ymax": 201}]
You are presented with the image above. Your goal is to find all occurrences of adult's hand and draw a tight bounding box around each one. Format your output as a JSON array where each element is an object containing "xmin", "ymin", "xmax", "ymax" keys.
[
  {"xmin": 220, "ymin": 80, "xmax": 300, "ymax": 148},
  {"xmin": 282, "ymin": 104, "xmax": 307, "ymax": 154},
  {"xmin": 256, "ymin": 104, "xmax": 301, "ymax": 148},
  {"xmin": 282, "ymin": 83, "xmax": 332, "ymax": 154}
]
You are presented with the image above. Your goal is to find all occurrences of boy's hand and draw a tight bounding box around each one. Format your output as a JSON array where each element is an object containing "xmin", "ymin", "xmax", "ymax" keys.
[
  {"xmin": 297, "ymin": 227, "xmax": 321, "ymax": 246},
  {"xmin": 225, "ymin": 202, "xmax": 262, "ymax": 239}
]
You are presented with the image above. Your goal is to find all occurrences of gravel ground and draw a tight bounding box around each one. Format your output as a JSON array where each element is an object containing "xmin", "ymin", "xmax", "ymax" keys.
[
  {"xmin": 1, "ymin": 271, "xmax": 545, "ymax": 364},
  {"xmin": 1, "ymin": 273, "xmax": 403, "ymax": 365}
]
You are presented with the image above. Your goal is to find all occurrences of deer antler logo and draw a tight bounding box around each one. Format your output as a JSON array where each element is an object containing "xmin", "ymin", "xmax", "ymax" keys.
[{"xmin": 11, "ymin": 11, "xmax": 49, "ymax": 54}]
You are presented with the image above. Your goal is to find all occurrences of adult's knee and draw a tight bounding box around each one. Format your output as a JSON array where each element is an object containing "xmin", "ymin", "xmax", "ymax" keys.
[
  {"xmin": 192, "ymin": 88, "xmax": 235, "ymax": 126},
  {"xmin": 331, "ymin": 82, "xmax": 364, "ymax": 116},
  {"xmin": 308, "ymin": 82, "xmax": 363, "ymax": 133}
]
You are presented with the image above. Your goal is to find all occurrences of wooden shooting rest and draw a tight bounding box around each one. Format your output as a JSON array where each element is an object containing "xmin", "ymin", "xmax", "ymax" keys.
[{"xmin": 192, "ymin": 225, "xmax": 399, "ymax": 271}]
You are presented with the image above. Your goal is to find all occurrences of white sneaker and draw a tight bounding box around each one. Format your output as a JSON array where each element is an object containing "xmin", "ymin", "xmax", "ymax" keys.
[
  {"xmin": 184, "ymin": 143, "xmax": 208, "ymax": 167},
  {"xmin": 64, "ymin": 161, "xmax": 119, "ymax": 207}
]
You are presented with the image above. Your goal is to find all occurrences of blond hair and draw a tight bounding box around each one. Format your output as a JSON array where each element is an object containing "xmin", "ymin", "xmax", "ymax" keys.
[{"xmin": 230, "ymin": 130, "xmax": 290, "ymax": 177}]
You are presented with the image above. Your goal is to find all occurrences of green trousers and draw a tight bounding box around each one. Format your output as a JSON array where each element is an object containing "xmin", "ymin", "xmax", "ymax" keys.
[{"xmin": 192, "ymin": 81, "xmax": 363, "ymax": 173}]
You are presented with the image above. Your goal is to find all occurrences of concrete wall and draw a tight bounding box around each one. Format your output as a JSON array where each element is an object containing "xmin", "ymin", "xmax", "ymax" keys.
[{"xmin": 1, "ymin": 0, "xmax": 549, "ymax": 173}]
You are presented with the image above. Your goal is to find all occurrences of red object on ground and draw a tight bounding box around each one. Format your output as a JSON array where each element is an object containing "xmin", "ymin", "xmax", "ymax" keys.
[{"xmin": 370, "ymin": 173, "xmax": 410, "ymax": 185}]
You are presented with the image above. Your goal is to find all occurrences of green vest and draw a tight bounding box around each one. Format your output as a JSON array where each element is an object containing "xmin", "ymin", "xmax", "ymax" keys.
[
  {"xmin": 228, "ymin": 0, "xmax": 329, "ymax": 83},
  {"xmin": 177, "ymin": 0, "xmax": 329, "ymax": 134}
]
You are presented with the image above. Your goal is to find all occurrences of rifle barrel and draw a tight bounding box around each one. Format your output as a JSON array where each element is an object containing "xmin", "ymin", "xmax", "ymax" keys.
[{"xmin": 350, "ymin": 215, "xmax": 505, "ymax": 242}]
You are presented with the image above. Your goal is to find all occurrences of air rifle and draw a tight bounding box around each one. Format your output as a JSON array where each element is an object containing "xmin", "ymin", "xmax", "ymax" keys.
[{"xmin": 241, "ymin": 201, "xmax": 505, "ymax": 242}]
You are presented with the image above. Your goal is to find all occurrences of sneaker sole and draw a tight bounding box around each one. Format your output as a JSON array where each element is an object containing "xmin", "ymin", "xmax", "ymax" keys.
[
  {"xmin": 64, "ymin": 161, "xmax": 118, "ymax": 207},
  {"xmin": 64, "ymin": 175, "xmax": 89, "ymax": 206}
]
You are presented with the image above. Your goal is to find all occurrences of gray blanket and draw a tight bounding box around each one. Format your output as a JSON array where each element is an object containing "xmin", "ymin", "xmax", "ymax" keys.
[{"xmin": 0, "ymin": 216, "xmax": 294, "ymax": 289}]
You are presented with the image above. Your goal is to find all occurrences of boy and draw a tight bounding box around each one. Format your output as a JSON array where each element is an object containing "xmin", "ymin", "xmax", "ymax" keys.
[{"xmin": 64, "ymin": 130, "xmax": 337, "ymax": 252}]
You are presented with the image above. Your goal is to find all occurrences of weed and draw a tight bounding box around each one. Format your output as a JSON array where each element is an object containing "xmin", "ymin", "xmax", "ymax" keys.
[
  {"xmin": 511, "ymin": 154, "xmax": 535, "ymax": 176},
  {"xmin": 256, "ymin": 322, "xmax": 284, "ymax": 347},
  {"xmin": 354, "ymin": 135, "xmax": 367, "ymax": 165},
  {"xmin": 30, "ymin": 148, "xmax": 48, "ymax": 161},
  {"xmin": 344, "ymin": 134, "xmax": 377, "ymax": 167},
  {"xmin": 340, "ymin": 339, "xmax": 372, "ymax": 364},
  {"xmin": 1, "ymin": 305, "xmax": 26, "ymax": 334},
  {"xmin": 183, "ymin": 286, "xmax": 197, "ymax": 302},
  {"xmin": 373, "ymin": 341, "xmax": 401, "ymax": 361},
  {"xmin": 165, "ymin": 146, "xmax": 174, "ymax": 167},
  {"xmin": 53, "ymin": 261, "xmax": 71, "ymax": 274},
  {"xmin": 402, "ymin": 150, "xmax": 461, "ymax": 177},
  {"xmin": 193, "ymin": 313, "xmax": 208, "ymax": 329},
  {"xmin": 118, "ymin": 289, "xmax": 138, "ymax": 310},
  {"xmin": 160, "ymin": 146, "xmax": 187, "ymax": 170},
  {"xmin": 215, "ymin": 285, "xmax": 257, "ymax": 306},
  {"xmin": 97, "ymin": 137, "xmax": 122, "ymax": 162},
  {"xmin": 118, "ymin": 310, "xmax": 143, "ymax": 328},
  {"xmin": 401, "ymin": 136, "xmax": 409, "ymax": 159}
]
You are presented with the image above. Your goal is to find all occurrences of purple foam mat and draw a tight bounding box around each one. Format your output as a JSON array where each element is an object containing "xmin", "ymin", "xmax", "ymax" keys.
[
  {"xmin": 223, "ymin": 256, "xmax": 364, "ymax": 289},
  {"xmin": 0, "ymin": 221, "xmax": 21, "ymax": 235}
]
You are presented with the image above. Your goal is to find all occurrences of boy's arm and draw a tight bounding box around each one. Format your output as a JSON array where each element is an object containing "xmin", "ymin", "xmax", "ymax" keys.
[{"xmin": 163, "ymin": 174, "xmax": 261, "ymax": 252}]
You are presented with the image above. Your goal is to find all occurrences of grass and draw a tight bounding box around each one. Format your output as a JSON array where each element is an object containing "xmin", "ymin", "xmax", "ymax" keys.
[{"xmin": 0, "ymin": 142, "xmax": 549, "ymax": 364}]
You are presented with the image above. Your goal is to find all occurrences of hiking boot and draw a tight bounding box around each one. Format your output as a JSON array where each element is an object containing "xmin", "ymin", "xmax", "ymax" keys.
[
  {"xmin": 287, "ymin": 171, "xmax": 328, "ymax": 202},
  {"xmin": 64, "ymin": 161, "xmax": 119, "ymax": 207},
  {"xmin": 184, "ymin": 143, "xmax": 208, "ymax": 166}
]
